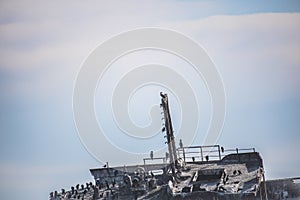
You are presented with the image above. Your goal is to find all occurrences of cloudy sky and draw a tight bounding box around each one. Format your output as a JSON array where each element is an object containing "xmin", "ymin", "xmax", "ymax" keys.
[{"xmin": 1, "ymin": 1, "xmax": 300, "ymax": 199}]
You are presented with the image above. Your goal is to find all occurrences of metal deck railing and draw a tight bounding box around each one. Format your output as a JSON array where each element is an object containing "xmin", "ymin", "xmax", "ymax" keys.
[{"xmin": 177, "ymin": 145, "xmax": 256, "ymax": 163}]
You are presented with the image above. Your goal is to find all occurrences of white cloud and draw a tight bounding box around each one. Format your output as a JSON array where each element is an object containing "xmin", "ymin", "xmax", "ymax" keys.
[
  {"xmin": 159, "ymin": 13, "xmax": 300, "ymax": 103},
  {"xmin": 1, "ymin": 8, "xmax": 299, "ymax": 101}
]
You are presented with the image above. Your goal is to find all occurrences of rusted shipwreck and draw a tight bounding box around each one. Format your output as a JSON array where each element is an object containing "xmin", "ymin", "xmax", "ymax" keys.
[{"xmin": 50, "ymin": 93, "xmax": 300, "ymax": 200}]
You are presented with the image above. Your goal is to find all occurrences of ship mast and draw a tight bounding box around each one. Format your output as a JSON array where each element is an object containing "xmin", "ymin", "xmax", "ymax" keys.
[{"xmin": 160, "ymin": 92, "xmax": 178, "ymax": 177}]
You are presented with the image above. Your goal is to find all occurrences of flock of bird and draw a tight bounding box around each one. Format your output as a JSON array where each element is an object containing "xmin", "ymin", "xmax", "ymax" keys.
[{"xmin": 49, "ymin": 181, "xmax": 115, "ymax": 200}]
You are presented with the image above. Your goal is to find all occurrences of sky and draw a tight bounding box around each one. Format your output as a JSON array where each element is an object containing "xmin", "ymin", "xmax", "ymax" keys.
[{"xmin": 1, "ymin": 1, "xmax": 300, "ymax": 199}]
